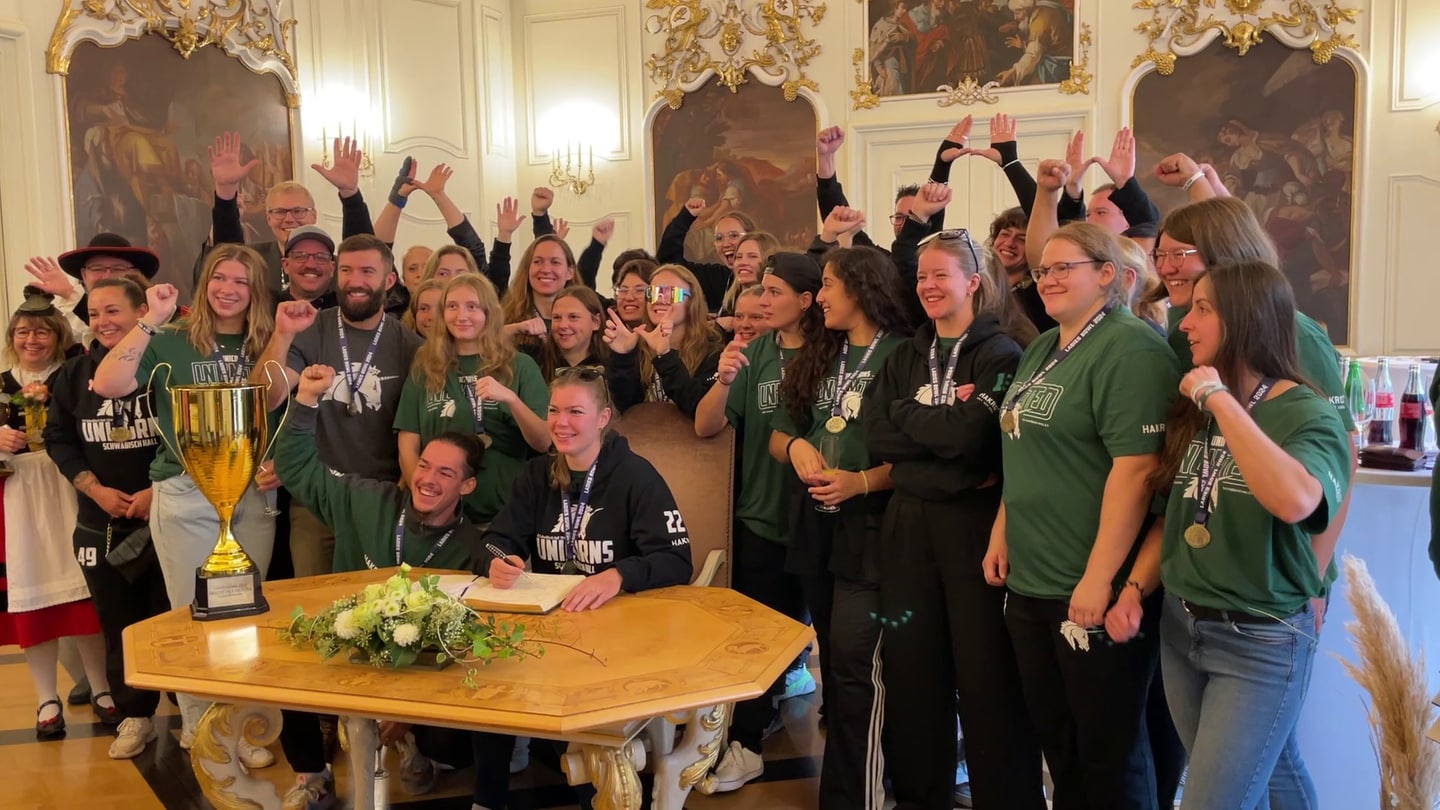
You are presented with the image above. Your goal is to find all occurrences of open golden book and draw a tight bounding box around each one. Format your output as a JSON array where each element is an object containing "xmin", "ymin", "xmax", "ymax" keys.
[{"xmin": 435, "ymin": 573, "xmax": 586, "ymax": 614}]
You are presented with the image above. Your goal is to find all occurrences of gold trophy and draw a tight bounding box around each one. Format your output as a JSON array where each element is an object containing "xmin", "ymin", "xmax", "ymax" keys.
[{"xmin": 149, "ymin": 362, "xmax": 287, "ymax": 620}]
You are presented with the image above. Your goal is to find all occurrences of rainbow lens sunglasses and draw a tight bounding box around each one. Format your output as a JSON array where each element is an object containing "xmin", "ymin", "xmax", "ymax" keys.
[{"xmin": 646, "ymin": 285, "xmax": 692, "ymax": 304}]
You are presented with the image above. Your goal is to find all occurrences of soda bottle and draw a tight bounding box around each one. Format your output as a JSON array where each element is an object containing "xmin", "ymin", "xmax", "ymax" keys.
[
  {"xmin": 1343, "ymin": 356, "xmax": 1367, "ymax": 451},
  {"xmin": 1400, "ymin": 362, "xmax": 1429, "ymax": 451},
  {"xmin": 1368, "ymin": 357, "xmax": 1396, "ymax": 446}
]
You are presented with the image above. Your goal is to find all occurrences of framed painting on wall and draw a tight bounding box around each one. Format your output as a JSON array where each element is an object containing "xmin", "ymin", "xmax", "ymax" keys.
[
  {"xmin": 863, "ymin": 0, "xmax": 1078, "ymax": 99},
  {"xmin": 63, "ymin": 33, "xmax": 295, "ymax": 300},
  {"xmin": 651, "ymin": 81, "xmax": 818, "ymax": 263},
  {"xmin": 1132, "ymin": 41, "xmax": 1359, "ymax": 345}
]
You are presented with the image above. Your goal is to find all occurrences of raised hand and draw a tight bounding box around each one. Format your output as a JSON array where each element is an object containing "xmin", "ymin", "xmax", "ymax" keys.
[
  {"xmin": 951, "ymin": 113, "xmax": 1017, "ymax": 164},
  {"xmin": 24, "ymin": 257, "xmax": 76, "ymax": 298},
  {"xmin": 1091, "ymin": 127, "xmax": 1136, "ymax": 188},
  {"xmin": 636, "ymin": 316, "xmax": 673, "ymax": 356},
  {"xmin": 909, "ymin": 182, "xmax": 952, "ymax": 221},
  {"xmin": 592, "ymin": 218, "xmax": 615, "ymax": 245},
  {"xmin": 554, "ymin": 218, "xmax": 570, "ymax": 240},
  {"xmin": 715, "ymin": 338, "xmax": 750, "ymax": 386},
  {"xmin": 209, "ymin": 132, "xmax": 259, "ymax": 194},
  {"xmin": 1154, "ymin": 152, "xmax": 1201, "ymax": 187},
  {"xmin": 392, "ymin": 156, "xmax": 419, "ymax": 199},
  {"xmin": 1064, "ymin": 130, "xmax": 1088, "ymax": 195},
  {"xmin": 938, "ymin": 114, "xmax": 975, "ymax": 162},
  {"xmin": 816, "ymin": 126, "xmax": 845, "ymax": 157},
  {"xmin": 821, "ymin": 205, "xmax": 866, "ymax": 242},
  {"xmin": 531, "ymin": 187, "xmax": 555, "ymax": 215},
  {"xmin": 311, "ymin": 136, "xmax": 362, "ymax": 196},
  {"xmin": 144, "ymin": 283, "xmax": 180, "ymax": 325},
  {"xmin": 275, "ymin": 300, "xmax": 318, "ymax": 336},
  {"xmin": 496, "ymin": 197, "xmax": 527, "ymax": 239},
  {"xmin": 602, "ymin": 309, "xmax": 639, "ymax": 354},
  {"xmin": 414, "ymin": 163, "xmax": 454, "ymax": 196},
  {"xmin": 684, "ymin": 197, "xmax": 707, "ymax": 217},
  {"xmin": 296, "ymin": 364, "xmax": 337, "ymax": 404},
  {"xmin": 1036, "ymin": 158, "xmax": 1072, "ymax": 193}
]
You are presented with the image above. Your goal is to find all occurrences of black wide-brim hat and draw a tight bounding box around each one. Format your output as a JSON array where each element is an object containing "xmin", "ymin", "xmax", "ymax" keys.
[{"xmin": 58, "ymin": 233, "xmax": 160, "ymax": 278}]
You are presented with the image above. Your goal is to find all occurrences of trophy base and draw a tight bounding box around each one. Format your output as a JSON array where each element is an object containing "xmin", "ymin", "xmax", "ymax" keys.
[{"xmin": 191, "ymin": 568, "xmax": 269, "ymax": 621}]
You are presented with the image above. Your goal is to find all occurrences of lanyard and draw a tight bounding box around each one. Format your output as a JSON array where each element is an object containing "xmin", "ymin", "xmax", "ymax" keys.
[
  {"xmin": 337, "ymin": 311, "xmax": 386, "ymax": 415},
  {"xmin": 928, "ymin": 331, "xmax": 968, "ymax": 405},
  {"xmin": 559, "ymin": 460, "xmax": 599, "ymax": 568},
  {"xmin": 1001, "ymin": 306, "xmax": 1109, "ymax": 414},
  {"xmin": 462, "ymin": 362, "xmax": 486, "ymax": 438},
  {"xmin": 775, "ymin": 333, "xmax": 790, "ymax": 381},
  {"xmin": 1193, "ymin": 378, "xmax": 1276, "ymax": 527},
  {"xmin": 210, "ymin": 342, "xmax": 249, "ymax": 384},
  {"xmin": 393, "ymin": 507, "xmax": 457, "ymax": 567},
  {"xmin": 830, "ymin": 331, "xmax": 885, "ymax": 418}
]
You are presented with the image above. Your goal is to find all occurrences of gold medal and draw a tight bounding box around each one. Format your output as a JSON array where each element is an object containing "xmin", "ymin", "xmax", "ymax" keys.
[
  {"xmin": 999, "ymin": 410, "xmax": 1017, "ymax": 434},
  {"xmin": 109, "ymin": 426, "xmax": 132, "ymax": 442},
  {"xmin": 1184, "ymin": 523, "xmax": 1211, "ymax": 549},
  {"xmin": 477, "ymin": 433, "xmax": 494, "ymax": 449},
  {"xmin": 825, "ymin": 416, "xmax": 846, "ymax": 433}
]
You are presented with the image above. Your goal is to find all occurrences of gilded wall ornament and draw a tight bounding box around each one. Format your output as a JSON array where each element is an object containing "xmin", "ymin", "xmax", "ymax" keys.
[
  {"xmin": 1060, "ymin": 23, "xmax": 1094, "ymax": 95},
  {"xmin": 850, "ymin": 47, "xmax": 880, "ymax": 110},
  {"xmin": 47, "ymin": 0, "xmax": 299, "ymax": 106},
  {"xmin": 1132, "ymin": 0, "xmax": 1361, "ymax": 75},
  {"xmin": 645, "ymin": 0, "xmax": 827, "ymax": 109},
  {"xmin": 936, "ymin": 77, "xmax": 1001, "ymax": 107}
]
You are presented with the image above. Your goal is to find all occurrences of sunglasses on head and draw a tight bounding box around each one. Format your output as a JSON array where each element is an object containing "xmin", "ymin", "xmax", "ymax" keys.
[
  {"xmin": 647, "ymin": 285, "xmax": 692, "ymax": 305},
  {"xmin": 555, "ymin": 364, "xmax": 605, "ymax": 381},
  {"xmin": 917, "ymin": 228, "xmax": 982, "ymax": 274}
]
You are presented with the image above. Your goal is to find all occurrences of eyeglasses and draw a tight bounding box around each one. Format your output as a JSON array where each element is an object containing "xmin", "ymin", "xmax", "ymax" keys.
[
  {"xmin": 13, "ymin": 328, "xmax": 55, "ymax": 340},
  {"xmin": 713, "ymin": 231, "xmax": 744, "ymax": 244},
  {"xmin": 82, "ymin": 263, "xmax": 133, "ymax": 275},
  {"xmin": 287, "ymin": 251, "xmax": 334, "ymax": 264},
  {"xmin": 555, "ymin": 365, "xmax": 605, "ymax": 382},
  {"xmin": 1030, "ymin": 259, "xmax": 1103, "ymax": 282},
  {"xmin": 1151, "ymin": 248, "xmax": 1201, "ymax": 266},
  {"xmin": 614, "ymin": 285, "xmax": 647, "ymax": 298},
  {"xmin": 267, "ymin": 206, "xmax": 314, "ymax": 219},
  {"xmin": 647, "ymin": 285, "xmax": 692, "ymax": 304},
  {"xmin": 888, "ymin": 214, "xmax": 907, "ymax": 225},
  {"xmin": 918, "ymin": 228, "xmax": 982, "ymax": 275}
]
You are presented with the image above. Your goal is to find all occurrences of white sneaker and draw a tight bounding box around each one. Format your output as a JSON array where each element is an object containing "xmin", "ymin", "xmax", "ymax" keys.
[
  {"xmin": 179, "ymin": 727, "xmax": 195, "ymax": 750},
  {"xmin": 780, "ymin": 668, "xmax": 816, "ymax": 701},
  {"xmin": 239, "ymin": 738, "xmax": 275, "ymax": 769},
  {"xmin": 109, "ymin": 717, "xmax": 158, "ymax": 759},
  {"xmin": 282, "ymin": 770, "xmax": 335, "ymax": 810},
  {"xmin": 710, "ymin": 741, "xmax": 763, "ymax": 792},
  {"xmin": 395, "ymin": 733, "xmax": 437, "ymax": 795},
  {"xmin": 510, "ymin": 737, "xmax": 530, "ymax": 774}
]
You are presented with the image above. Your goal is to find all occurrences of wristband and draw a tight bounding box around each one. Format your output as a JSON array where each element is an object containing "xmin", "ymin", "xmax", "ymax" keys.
[
  {"xmin": 388, "ymin": 156, "xmax": 414, "ymax": 208},
  {"xmin": 1197, "ymin": 385, "xmax": 1230, "ymax": 412},
  {"xmin": 1125, "ymin": 579, "xmax": 1144, "ymax": 599},
  {"xmin": 1188, "ymin": 380, "xmax": 1222, "ymax": 406},
  {"xmin": 1001, "ymin": 159, "xmax": 1020, "ymax": 170},
  {"xmin": 785, "ymin": 435, "xmax": 800, "ymax": 460},
  {"xmin": 860, "ymin": 469, "xmax": 870, "ymax": 496},
  {"xmin": 1182, "ymin": 170, "xmax": 1206, "ymax": 192},
  {"xmin": 136, "ymin": 319, "xmax": 160, "ymax": 337}
]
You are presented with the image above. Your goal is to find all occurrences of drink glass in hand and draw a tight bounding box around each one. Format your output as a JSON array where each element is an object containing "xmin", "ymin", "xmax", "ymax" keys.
[{"xmin": 815, "ymin": 435, "xmax": 841, "ymax": 514}]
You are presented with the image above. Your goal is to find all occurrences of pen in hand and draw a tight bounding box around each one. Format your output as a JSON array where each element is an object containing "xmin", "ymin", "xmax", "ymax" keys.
[{"xmin": 486, "ymin": 543, "xmax": 532, "ymax": 582}]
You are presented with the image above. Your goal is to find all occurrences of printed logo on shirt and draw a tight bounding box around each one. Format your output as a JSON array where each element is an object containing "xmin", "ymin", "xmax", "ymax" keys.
[
  {"xmin": 1012, "ymin": 381, "xmax": 1064, "ymax": 426},
  {"xmin": 1179, "ymin": 434, "xmax": 1249, "ymax": 502},
  {"xmin": 426, "ymin": 374, "xmax": 505, "ymax": 416},
  {"xmin": 757, "ymin": 381, "xmax": 780, "ymax": 413},
  {"xmin": 322, "ymin": 364, "xmax": 396, "ymax": 413},
  {"xmin": 992, "ymin": 373, "xmax": 1013, "ymax": 393},
  {"xmin": 1142, "ymin": 422, "xmax": 1166, "ymax": 435},
  {"xmin": 537, "ymin": 506, "xmax": 611, "ymax": 576},
  {"xmin": 189, "ymin": 353, "xmax": 249, "ymax": 385},
  {"xmin": 80, "ymin": 397, "xmax": 161, "ymax": 451},
  {"xmin": 814, "ymin": 372, "xmax": 877, "ymax": 418},
  {"xmin": 911, "ymin": 383, "xmax": 975, "ymax": 406}
]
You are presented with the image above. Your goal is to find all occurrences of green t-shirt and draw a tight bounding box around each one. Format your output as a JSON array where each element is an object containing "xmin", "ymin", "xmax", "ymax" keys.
[
  {"xmin": 1168, "ymin": 305, "xmax": 1352, "ymax": 431},
  {"xmin": 725, "ymin": 336, "xmax": 793, "ymax": 543},
  {"xmin": 1002, "ymin": 308, "xmax": 1180, "ymax": 599},
  {"xmin": 393, "ymin": 352, "xmax": 549, "ymax": 524},
  {"xmin": 1161, "ymin": 385, "xmax": 1351, "ymax": 617},
  {"xmin": 771, "ymin": 335, "xmax": 904, "ymax": 474},
  {"xmin": 136, "ymin": 329, "xmax": 278, "ymax": 482}
]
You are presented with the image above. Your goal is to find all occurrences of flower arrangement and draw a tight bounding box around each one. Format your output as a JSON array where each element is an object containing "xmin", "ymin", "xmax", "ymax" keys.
[
  {"xmin": 11, "ymin": 382, "xmax": 48, "ymax": 408},
  {"xmin": 281, "ymin": 565, "xmax": 538, "ymax": 687},
  {"xmin": 13, "ymin": 383, "xmax": 48, "ymax": 451}
]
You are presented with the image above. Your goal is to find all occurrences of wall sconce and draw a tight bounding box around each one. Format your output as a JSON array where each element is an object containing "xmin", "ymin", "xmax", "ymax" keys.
[
  {"xmin": 549, "ymin": 141, "xmax": 597, "ymax": 196},
  {"xmin": 319, "ymin": 121, "xmax": 375, "ymax": 178}
]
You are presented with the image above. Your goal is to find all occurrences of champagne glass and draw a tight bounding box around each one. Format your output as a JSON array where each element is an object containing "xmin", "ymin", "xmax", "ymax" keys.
[
  {"xmin": 815, "ymin": 435, "xmax": 842, "ymax": 514},
  {"xmin": 1349, "ymin": 376, "xmax": 1374, "ymax": 447}
]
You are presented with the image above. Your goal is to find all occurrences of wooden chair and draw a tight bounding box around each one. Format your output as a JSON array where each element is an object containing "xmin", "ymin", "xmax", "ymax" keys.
[{"xmin": 613, "ymin": 402, "xmax": 733, "ymax": 587}]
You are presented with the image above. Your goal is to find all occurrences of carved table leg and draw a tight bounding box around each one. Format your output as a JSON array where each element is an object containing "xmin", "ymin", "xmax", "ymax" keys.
[
  {"xmin": 561, "ymin": 738, "xmax": 647, "ymax": 810},
  {"xmin": 191, "ymin": 703, "xmax": 283, "ymax": 810},
  {"xmin": 342, "ymin": 716, "xmax": 380, "ymax": 809},
  {"xmin": 653, "ymin": 703, "xmax": 732, "ymax": 808}
]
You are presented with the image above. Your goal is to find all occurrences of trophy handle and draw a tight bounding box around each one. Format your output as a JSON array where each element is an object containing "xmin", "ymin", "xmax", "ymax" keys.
[
  {"xmin": 141, "ymin": 361, "xmax": 191, "ymax": 478},
  {"xmin": 258, "ymin": 359, "xmax": 294, "ymax": 465}
]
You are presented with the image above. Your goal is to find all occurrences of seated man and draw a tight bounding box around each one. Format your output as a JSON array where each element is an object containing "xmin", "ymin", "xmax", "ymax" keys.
[{"xmin": 272, "ymin": 363, "xmax": 485, "ymax": 808}]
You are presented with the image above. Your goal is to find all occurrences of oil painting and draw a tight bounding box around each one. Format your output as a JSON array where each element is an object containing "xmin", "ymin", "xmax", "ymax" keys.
[
  {"xmin": 865, "ymin": 0, "xmax": 1076, "ymax": 97},
  {"xmin": 652, "ymin": 81, "xmax": 818, "ymax": 261},
  {"xmin": 1133, "ymin": 42, "xmax": 1358, "ymax": 345},
  {"xmin": 65, "ymin": 34, "xmax": 294, "ymax": 301}
]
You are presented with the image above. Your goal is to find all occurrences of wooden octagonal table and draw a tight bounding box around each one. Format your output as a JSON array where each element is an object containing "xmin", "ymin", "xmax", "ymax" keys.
[{"xmin": 123, "ymin": 569, "xmax": 813, "ymax": 810}]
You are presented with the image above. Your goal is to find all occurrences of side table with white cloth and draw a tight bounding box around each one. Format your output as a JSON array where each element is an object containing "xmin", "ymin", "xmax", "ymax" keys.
[{"xmin": 2, "ymin": 450, "xmax": 85, "ymax": 613}]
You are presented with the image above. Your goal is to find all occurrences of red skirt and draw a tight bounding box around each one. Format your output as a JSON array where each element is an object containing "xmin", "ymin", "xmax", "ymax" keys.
[{"xmin": 0, "ymin": 477, "xmax": 101, "ymax": 648}]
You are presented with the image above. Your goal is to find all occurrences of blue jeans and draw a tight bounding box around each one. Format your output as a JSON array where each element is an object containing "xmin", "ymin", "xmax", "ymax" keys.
[{"xmin": 1160, "ymin": 595, "xmax": 1318, "ymax": 810}]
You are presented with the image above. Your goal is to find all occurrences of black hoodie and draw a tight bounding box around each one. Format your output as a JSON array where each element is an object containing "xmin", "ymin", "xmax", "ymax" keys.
[
  {"xmin": 863, "ymin": 313, "xmax": 1023, "ymax": 501},
  {"xmin": 478, "ymin": 433, "xmax": 693, "ymax": 591},
  {"xmin": 43, "ymin": 345, "xmax": 162, "ymax": 530}
]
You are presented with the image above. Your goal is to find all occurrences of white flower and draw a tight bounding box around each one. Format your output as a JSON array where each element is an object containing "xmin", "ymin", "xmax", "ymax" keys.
[
  {"xmin": 334, "ymin": 609, "xmax": 360, "ymax": 640},
  {"xmin": 381, "ymin": 598, "xmax": 403, "ymax": 617},
  {"xmin": 392, "ymin": 623, "xmax": 420, "ymax": 647}
]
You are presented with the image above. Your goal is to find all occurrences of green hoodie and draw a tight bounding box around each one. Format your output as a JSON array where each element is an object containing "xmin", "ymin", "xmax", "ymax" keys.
[{"xmin": 274, "ymin": 403, "xmax": 480, "ymax": 572}]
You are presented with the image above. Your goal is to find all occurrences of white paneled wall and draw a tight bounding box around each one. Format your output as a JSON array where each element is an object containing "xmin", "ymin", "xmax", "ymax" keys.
[{"xmin": 0, "ymin": 1, "xmax": 1437, "ymax": 350}]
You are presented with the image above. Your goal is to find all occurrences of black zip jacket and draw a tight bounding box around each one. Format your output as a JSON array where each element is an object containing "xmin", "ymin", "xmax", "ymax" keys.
[
  {"xmin": 478, "ymin": 433, "xmax": 693, "ymax": 590},
  {"xmin": 653, "ymin": 348, "xmax": 721, "ymax": 420},
  {"xmin": 1063, "ymin": 176, "xmax": 1161, "ymax": 228},
  {"xmin": 655, "ymin": 209, "xmax": 734, "ymax": 311},
  {"xmin": 43, "ymin": 346, "xmax": 161, "ymax": 530},
  {"xmin": 863, "ymin": 314, "xmax": 1022, "ymax": 501}
]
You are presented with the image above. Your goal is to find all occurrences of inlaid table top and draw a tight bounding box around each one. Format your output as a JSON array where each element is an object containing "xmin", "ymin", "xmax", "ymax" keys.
[{"xmin": 124, "ymin": 568, "xmax": 813, "ymax": 744}]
